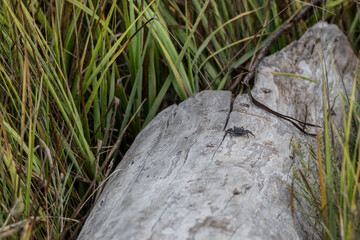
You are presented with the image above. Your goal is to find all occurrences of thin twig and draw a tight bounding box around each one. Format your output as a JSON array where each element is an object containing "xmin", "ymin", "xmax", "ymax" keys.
[
  {"xmin": 242, "ymin": 0, "xmax": 323, "ymax": 136},
  {"xmin": 242, "ymin": 0, "xmax": 322, "ymax": 87}
]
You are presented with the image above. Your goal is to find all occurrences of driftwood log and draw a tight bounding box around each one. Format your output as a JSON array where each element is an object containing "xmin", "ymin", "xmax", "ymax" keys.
[{"xmin": 78, "ymin": 22, "xmax": 357, "ymax": 240}]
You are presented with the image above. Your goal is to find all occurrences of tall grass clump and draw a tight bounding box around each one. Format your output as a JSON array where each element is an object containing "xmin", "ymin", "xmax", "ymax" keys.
[
  {"xmin": 293, "ymin": 58, "xmax": 360, "ymax": 239},
  {"xmin": 0, "ymin": 0, "xmax": 358, "ymax": 239}
]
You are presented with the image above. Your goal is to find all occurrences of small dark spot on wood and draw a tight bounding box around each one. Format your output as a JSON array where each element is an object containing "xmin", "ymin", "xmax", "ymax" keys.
[
  {"xmin": 261, "ymin": 88, "xmax": 272, "ymax": 94},
  {"xmin": 240, "ymin": 103, "xmax": 250, "ymax": 108},
  {"xmin": 233, "ymin": 188, "xmax": 240, "ymax": 195}
]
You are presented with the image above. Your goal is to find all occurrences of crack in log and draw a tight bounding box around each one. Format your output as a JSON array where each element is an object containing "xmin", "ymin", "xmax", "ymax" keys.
[
  {"xmin": 170, "ymin": 137, "xmax": 199, "ymax": 184},
  {"xmin": 210, "ymin": 94, "xmax": 235, "ymax": 163}
]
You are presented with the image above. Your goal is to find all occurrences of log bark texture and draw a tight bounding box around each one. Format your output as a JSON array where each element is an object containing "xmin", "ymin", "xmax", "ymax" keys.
[{"xmin": 78, "ymin": 22, "xmax": 358, "ymax": 240}]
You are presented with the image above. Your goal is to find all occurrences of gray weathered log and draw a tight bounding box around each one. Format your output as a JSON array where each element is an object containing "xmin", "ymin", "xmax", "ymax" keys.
[{"xmin": 78, "ymin": 22, "xmax": 357, "ymax": 240}]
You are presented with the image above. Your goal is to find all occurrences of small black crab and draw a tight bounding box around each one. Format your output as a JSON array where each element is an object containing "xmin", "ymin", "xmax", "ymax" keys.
[{"xmin": 225, "ymin": 126, "xmax": 255, "ymax": 138}]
